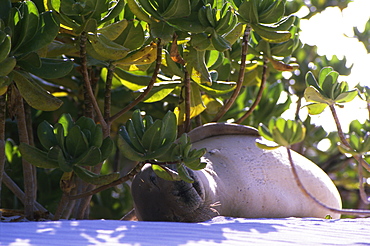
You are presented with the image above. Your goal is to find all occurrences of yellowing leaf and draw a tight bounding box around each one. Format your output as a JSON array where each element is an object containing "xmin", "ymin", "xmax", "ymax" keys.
[
  {"xmin": 304, "ymin": 86, "xmax": 332, "ymax": 104},
  {"xmin": 305, "ymin": 103, "xmax": 327, "ymax": 115},
  {"xmin": 272, "ymin": 127, "xmax": 290, "ymax": 147},
  {"xmin": 255, "ymin": 139, "xmax": 280, "ymax": 150},
  {"xmin": 142, "ymin": 82, "xmax": 180, "ymax": 103},
  {"xmin": 109, "ymin": 68, "xmax": 161, "ymax": 91},
  {"xmin": 202, "ymin": 94, "xmax": 222, "ymax": 115},
  {"xmin": 334, "ymin": 89, "xmax": 358, "ymax": 103},
  {"xmin": 174, "ymin": 84, "xmax": 206, "ymax": 125},
  {"xmin": 13, "ymin": 71, "xmax": 63, "ymax": 111}
]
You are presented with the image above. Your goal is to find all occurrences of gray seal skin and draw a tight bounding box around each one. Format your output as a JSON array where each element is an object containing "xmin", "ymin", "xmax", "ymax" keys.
[{"xmin": 131, "ymin": 123, "xmax": 342, "ymax": 222}]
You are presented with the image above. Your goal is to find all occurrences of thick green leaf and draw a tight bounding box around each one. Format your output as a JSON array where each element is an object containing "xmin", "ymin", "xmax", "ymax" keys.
[
  {"xmin": 258, "ymin": 123, "xmax": 273, "ymax": 141},
  {"xmin": 75, "ymin": 116, "xmax": 96, "ymax": 133},
  {"xmin": 19, "ymin": 143, "xmax": 59, "ymax": 169},
  {"xmin": 54, "ymin": 123, "xmax": 66, "ymax": 152},
  {"xmin": 21, "ymin": 58, "xmax": 74, "ymax": 79},
  {"xmin": 47, "ymin": 146, "xmax": 60, "ymax": 160},
  {"xmin": 349, "ymin": 132, "xmax": 360, "ymax": 151},
  {"xmin": 282, "ymin": 119, "xmax": 293, "ymax": 143},
  {"xmin": 65, "ymin": 125, "xmax": 89, "ymax": 158},
  {"xmin": 304, "ymin": 86, "xmax": 332, "ymax": 104},
  {"xmin": 150, "ymin": 21, "xmax": 174, "ymax": 44},
  {"xmin": 196, "ymin": 80, "xmax": 236, "ymax": 95},
  {"xmin": 185, "ymin": 48, "xmax": 212, "ymax": 85},
  {"xmin": 272, "ymin": 127, "xmax": 288, "ymax": 147},
  {"xmin": 113, "ymin": 68, "xmax": 157, "ymax": 91},
  {"xmin": 161, "ymin": 0, "xmax": 190, "ymax": 19},
  {"xmin": 0, "ymin": 0, "xmax": 11, "ymax": 20},
  {"xmin": 183, "ymin": 147, "xmax": 206, "ymax": 169},
  {"xmin": 115, "ymin": 20, "xmax": 145, "ymax": 51},
  {"xmin": 12, "ymin": 71, "xmax": 63, "ymax": 111},
  {"xmin": 255, "ymin": 139, "xmax": 280, "ymax": 150},
  {"xmin": 318, "ymin": 67, "xmax": 334, "ymax": 86},
  {"xmin": 57, "ymin": 147, "xmax": 73, "ymax": 172},
  {"xmin": 270, "ymin": 39, "xmax": 294, "ymax": 57},
  {"xmin": 292, "ymin": 123, "xmax": 306, "ymax": 144},
  {"xmin": 305, "ymin": 103, "xmax": 327, "ymax": 115},
  {"xmin": 258, "ymin": 0, "xmax": 285, "ymax": 24},
  {"xmin": 334, "ymin": 89, "xmax": 358, "ymax": 103},
  {"xmin": 58, "ymin": 114, "xmax": 74, "ymax": 136},
  {"xmin": 362, "ymin": 134, "xmax": 370, "ymax": 153},
  {"xmin": 305, "ymin": 71, "xmax": 320, "ymax": 90},
  {"xmin": 238, "ymin": 0, "xmax": 259, "ymax": 24},
  {"xmin": 177, "ymin": 163, "xmax": 194, "ymax": 183},
  {"xmin": 337, "ymin": 143, "xmax": 357, "ymax": 156},
  {"xmin": 97, "ymin": 0, "xmax": 125, "ymax": 25},
  {"xmin": 117, "ymin": 133, "xmax": 146, "ymax": 161},
  {"xmin": 338, "ymin": 81, "xmax": 349, "ymax": 95},
  {"xmin": 152, "ymin": 164, "xmax": 180, "ymax": 181},
  {"xmin": 321, "ymin": 71, "xmax": 336, "ymax": 98},
  {"xmin": 37, "ymin": 121, "xmax": 58, "ymax": 150},
  {"xmin": 90, "ymin": 125, "xmax": 103, "ymax": 148},
  {"xmin": 75, "ymin": 146, "xmax": 102, "ymax": 166},
  {"xmin": 160, "ymin": 111, "xmax": 177, "ymax": 146},
  {"xmin": 141, "ymin": 119, "xmax": 162, "ymax": 153},
  {"xmin": 21, "ymin": 1, "xmax": 40, "ymax": 48},
  {"xmin": 175, "ymin": 84, "xmax": 206, "ymax": 124},
  {"xmin": 16, "ymin": 11, "xmax": 60, "ymax": 54},
  {"xmin": 126, "ymin": 119, "xmax": 146, "ymax": 153},
  {"xmin": 143, "ymin": 115, "xmax": 154, "ymax": 131},
  {"xmin": 349, "ymin": 119, "xmax": 363, "ymax": 136},
  {"xmin": 17, "ymin": 52, "xmax": 41, "ymax": 69},
  {"xmin": 100, "ymin": 137, "xmax": 114, "ymax": 161},
  {"xmin": 0, "ymin": 56, "xmax": 16, "ymax": 76},
  {"xmin": 131, "ymin": 109, "xmax": 145, "ymax": 139},
  {"xmin": 142, "ymin": 82, "xmax": 179, "ymax": 103},
  {"xmin": 73, "ymin": 165, "xmax": 120, "ymax": 185},
  {"xmin": 191, "ymin": 33, "xmax": 211, "ymax": 51}
]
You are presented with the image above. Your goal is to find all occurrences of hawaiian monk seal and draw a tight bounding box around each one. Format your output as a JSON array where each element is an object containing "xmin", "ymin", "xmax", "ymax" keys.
[{"xmin": 131, "ymin": 123, "xmax": 342, "ymax": 222}]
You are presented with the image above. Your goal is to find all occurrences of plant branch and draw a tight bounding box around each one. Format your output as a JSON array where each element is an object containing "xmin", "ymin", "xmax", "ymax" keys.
[
  {"xmin": 24, "ymin": 103, "xmax": 37, "ymax": 199},
  {"xmin": 14, "ymin": 85, "xmax": 35, "ymax": 219},
  {"xmin": 109, "ymin": 40, "xmax": 163, "ymax": 123},
  {"xmin": 294, "ymin": 96, "xmax": 302, "ymax": 121},
  {"xmin": 236, "ymin": 58, "xmax": 268, "ymax": 124},
  {"xmin": 357, "ymin": 157, "xmax": 370, "ymax": 204},
  {"xmin": 68, "ymin": 162, "xmax": 145, "ymax": 200},
  {"xmin": 212, "ymin": 24, "xmax": 251, "ymax": 122},
  {"xmin": 286, "ymin": 147, "xmax": 370, "ymax": 217},
  {"xmin": 53, "ymin": 193, "xmax": 70, "ymax": 221},
  {"xmin": 0, "ymin": 94, "xmax": 6, "ymax": 211},
  {"xmin": 184, "ymin": 68, "xmax": 191, "ymax": 133},
  {"xmin": 329, "ymin": 104, "xmax": 350, "ymax": 148},
  {"xmin": 54, "ymin": 172, "xmax": 76, "ymax": 220},
  {"xmin": 79, "ymin": 31, "xmax": 107, "ymax": 130},
  {"xmin": 2, "ymin": 172, "xmax": 48, "ymax": 213},
  {"xmin": 329, "ymin": 103, "xmax": 370, "ymax": 166},
  {"xmin": 103, "ymin": 63, "xmax": 115, "ymax": 137}
]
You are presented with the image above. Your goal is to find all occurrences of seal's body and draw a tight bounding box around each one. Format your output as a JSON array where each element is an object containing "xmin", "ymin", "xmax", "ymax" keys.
[{"xmin": 131, "ymin": 123, "xmax": 342, "ymax": 222}]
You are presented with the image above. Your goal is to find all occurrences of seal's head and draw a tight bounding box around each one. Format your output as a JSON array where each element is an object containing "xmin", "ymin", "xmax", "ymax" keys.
[{"xmin": 131, "ymin": 164, "xmax": 218, "ymax": 222}]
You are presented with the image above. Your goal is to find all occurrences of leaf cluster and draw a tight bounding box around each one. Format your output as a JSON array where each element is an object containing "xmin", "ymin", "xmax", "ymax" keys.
[
  {"xmin": 304, "ymin": 67, "xmax": 358, "ymax": 115},
  {"xmin": 257, "ymin": 117, "xmax": 306, "ymax": 149},
  {"xmin": 19, "ymin": 114, "xmax": 117, "ymax": 186},
  {"xmin": 117, "ymin": 109, "xmax": 206, "ymax": 183},
  {"xmin": 0, "ymin": 0, "xmax": 74, "ymax": 111},
  {"xmin": 338, "ymin": 120, "xmax": 370, "ymax": 156}
]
